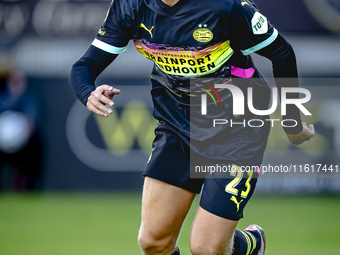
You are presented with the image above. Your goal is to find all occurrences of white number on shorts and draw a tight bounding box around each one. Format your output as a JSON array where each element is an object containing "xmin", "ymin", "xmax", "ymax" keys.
[{"xmin": 225, "ymin": 165, "xmax": 253, "ymax": 199}]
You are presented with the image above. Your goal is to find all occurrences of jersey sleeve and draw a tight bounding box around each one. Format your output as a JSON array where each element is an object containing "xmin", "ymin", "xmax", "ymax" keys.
[
  {"xmin": 229, "ymin": 0, "xmax": 278, "ymax": 56},
  {"xmin": 92, "ymin": 0, "xmax": 134, "ymax": 54}
]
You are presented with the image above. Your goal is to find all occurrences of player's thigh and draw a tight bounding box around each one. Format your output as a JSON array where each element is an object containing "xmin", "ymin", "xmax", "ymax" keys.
[
  {"xmin": 190, "ymin": 169, "xmax": 257, "ymax": 254},
  {"xmin": 190, "ymin": 206, "xmax": 238, "ymax": 255},
  {"xmin": 139, "ymin": 177, "xmax": 196, "ymax": 244}
]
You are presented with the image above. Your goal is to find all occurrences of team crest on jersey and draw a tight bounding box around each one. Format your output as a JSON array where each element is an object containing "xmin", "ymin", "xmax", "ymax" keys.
[
  {"xmin": 193, "ymin": 24, "xmax": 213, "ymax": 43},
  {"xmin": 251, "ymin": 12, "xmax": 268, "ymax": 35},
  {"xmin": 241, "ymin": 0, "xmax": 249, "ymax": 6}
]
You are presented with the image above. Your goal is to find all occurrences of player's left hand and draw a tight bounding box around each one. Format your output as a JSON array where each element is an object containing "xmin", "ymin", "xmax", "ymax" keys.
[{"xmin": 286, "ymin": 122, "xmax": 315, "ymax": 145}]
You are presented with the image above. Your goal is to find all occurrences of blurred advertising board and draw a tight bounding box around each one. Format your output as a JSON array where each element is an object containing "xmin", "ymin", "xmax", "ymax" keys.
[
  {"xmin": 0, "ymin": 0, "xmax": 335, "ymax": 47},
  {"xmin": 0, "ymin": 0, "xmax": 109, "ymax": 45}
]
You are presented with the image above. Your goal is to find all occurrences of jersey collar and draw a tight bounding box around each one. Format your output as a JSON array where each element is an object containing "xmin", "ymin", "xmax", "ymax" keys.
[{"xmin": 155, "ymin": 0, "xmax": 189, "ymax": 16}]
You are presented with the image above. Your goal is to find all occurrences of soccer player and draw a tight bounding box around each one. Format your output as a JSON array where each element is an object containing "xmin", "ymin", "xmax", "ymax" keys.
[{"xmin": 70, "ymin": 0, "xmax": 315, "ymax": 254}]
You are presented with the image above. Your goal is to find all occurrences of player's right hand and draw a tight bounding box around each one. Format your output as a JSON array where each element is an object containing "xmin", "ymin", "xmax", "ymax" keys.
[
  {"xmin": 86, "ymin": 85, "xmax": 120, "ymax": 117},
  {"xmin": 286, "ymin": 122, "xmax": 315, "ymax": 145}
]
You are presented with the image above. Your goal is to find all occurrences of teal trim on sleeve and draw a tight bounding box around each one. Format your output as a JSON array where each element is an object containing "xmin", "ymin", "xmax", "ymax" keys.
[
  {"xmin": 91, "ymin": 39, "xmax": 127, "ymax": 54},
  {"xmin": 241, "ymin": 28, "xmax": 278, "ymax": 56}
]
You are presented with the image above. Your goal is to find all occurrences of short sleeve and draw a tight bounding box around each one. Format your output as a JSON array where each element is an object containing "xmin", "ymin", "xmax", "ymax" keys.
[
  {"xmin": 92, "ymin": 0, "xmax": 134, "ymax": 54},
  {"xmin": 229, "ymin": 0, "xmax": 278, "ymax": 56}
]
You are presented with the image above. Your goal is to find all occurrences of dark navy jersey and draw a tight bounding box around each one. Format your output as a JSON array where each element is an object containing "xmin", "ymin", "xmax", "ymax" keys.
[
  {"xmin": 94, "ymin": 0, "xmax": 277, "ymax": 81},
  {"xmin": 92, "ymin": 0, "xmax": 276, "ymax": 150}
]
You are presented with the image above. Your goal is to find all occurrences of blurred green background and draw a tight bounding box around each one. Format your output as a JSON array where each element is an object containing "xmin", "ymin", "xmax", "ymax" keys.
[{"xmin": 1, "ymin": 193, "xmax": 339, "ymax": 255}]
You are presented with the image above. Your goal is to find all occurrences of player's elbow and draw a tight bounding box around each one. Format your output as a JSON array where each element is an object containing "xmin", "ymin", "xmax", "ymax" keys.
[
  {"xmin": 71, "ymin": 60, "xmax": 86, "ymax": 76},
  {"xmin": 283, "ymin": 41, "xmax": 295, "ymax": 58},
  {"xmin": 70, "ymin": 61, "xmax": 82, "ymax": 88}
]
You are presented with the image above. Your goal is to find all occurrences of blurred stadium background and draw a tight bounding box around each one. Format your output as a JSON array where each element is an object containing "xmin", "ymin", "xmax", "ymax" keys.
[{"xmin": 0, "ymin": 0, "xmax": 339, "ymax": 254}]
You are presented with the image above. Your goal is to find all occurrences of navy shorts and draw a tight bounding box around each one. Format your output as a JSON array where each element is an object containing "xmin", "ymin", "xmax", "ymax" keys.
[{"xmin": 144, "ymin": 121, "xmax": 269, "ymax": 221}]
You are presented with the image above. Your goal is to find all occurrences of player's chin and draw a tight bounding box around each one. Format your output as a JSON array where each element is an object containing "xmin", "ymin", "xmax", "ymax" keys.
[
  {"xmin": 296, "ymin": 139, "xmax": 311, "ymax": 145},
  {"xmin": 292, "ymin": 140, "xmax": 303, "ymax": 145}
]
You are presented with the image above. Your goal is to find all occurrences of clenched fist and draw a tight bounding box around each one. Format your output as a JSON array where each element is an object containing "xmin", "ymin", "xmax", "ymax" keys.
[{"xmin": 286, "ymin": 122, "xmax": 315, "ymax": 145}]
